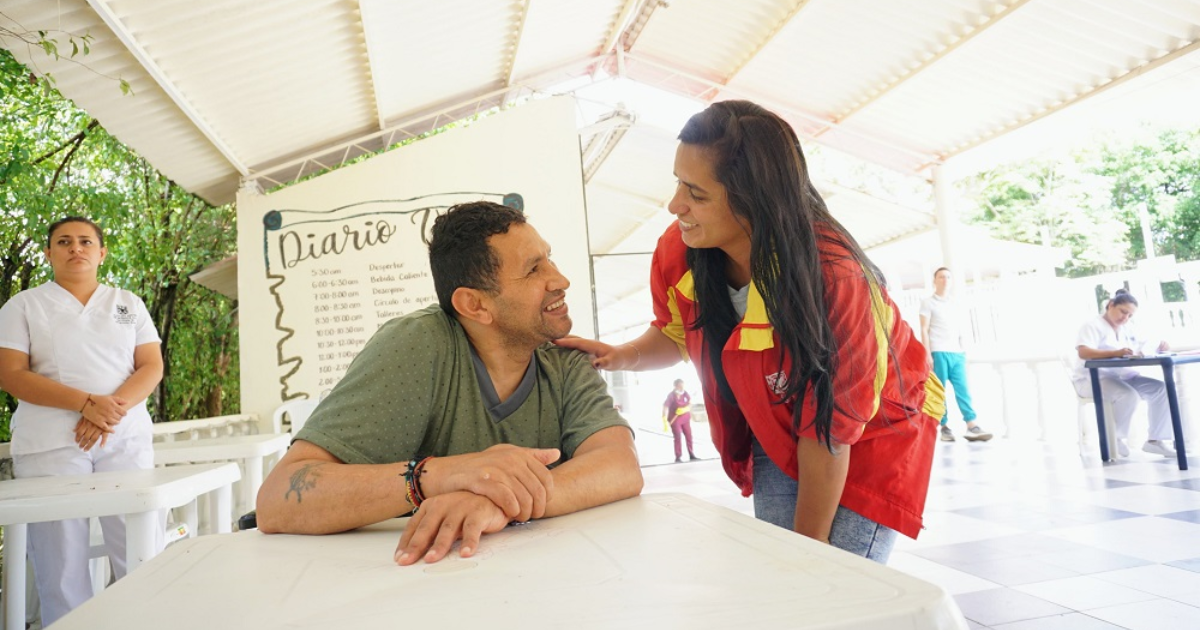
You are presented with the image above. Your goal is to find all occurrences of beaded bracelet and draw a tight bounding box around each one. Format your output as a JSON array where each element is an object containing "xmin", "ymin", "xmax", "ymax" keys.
[
  {"xmin": 402, "ymin": 458, "xmax": 422, "ymax": 511},
  {"xmin": 402, "ymin": 456, "xmax": 433, "ymax": 511},
  {"xmin": 412, "ymin": 456, "xmax": 432, "ymax": 504}
]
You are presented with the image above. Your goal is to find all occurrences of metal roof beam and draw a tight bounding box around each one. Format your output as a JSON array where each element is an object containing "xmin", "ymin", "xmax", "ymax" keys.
[
  {"xmin": 505, "ymin": 0, "xmax": 532, "ymax": 87},
  {"xmin": 246, "ymin": 53, "xmax": 612, "ymax": 189},
  {"xmin": 602, "ymin": 0, "xmax": 642, "ymax": 53},
  {"xmin": 85, "ymin": 0, "xmax": 248, "ymax": 176},
  {"xmin": 583, "ymin": 126, "xmax": 629, "ymax": 183},
  {"xmin": 355, "ymin": 0, "xmax": 387, "ymax": 130},
  {"xmin": 941, "ymin": 36, "xmax": 1200, "ymax": 162},
  {"xmin": 831, "ymin": 0, "xmax": 1032, "ymax": 125},
  {"xmin": 620, "ymin": 0, "xmax": 665, "ymax": 51},
  {"xmin": 723, "ymin": 0, "xmax": 814, "ymax": 86}
]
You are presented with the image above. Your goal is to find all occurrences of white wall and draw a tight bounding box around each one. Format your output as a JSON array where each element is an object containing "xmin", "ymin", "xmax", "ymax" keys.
[{"xmin": 236, "ymin": 96, "xmax": 591, "ymax": 426}]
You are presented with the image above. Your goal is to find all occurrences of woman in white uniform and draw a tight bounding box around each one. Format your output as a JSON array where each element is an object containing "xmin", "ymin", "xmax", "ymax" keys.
[
  {"xmin": 0, "ymin": 216, "xmax": 163, "ymax": 626},
  {"xmin": 1073, "ymin": 289, "xmax": 1175, "ymax": 458}
]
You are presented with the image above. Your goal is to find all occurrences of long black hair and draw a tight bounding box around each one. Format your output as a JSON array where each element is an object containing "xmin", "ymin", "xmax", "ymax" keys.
[{"xmin": 679, "ymin": 100, "xmax": 886, "ymax": 448}]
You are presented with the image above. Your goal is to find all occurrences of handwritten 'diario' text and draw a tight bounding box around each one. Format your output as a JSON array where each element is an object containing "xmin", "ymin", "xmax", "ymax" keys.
[{"xmin": 277, "ymin": 221, "xmax": 397, "ymax": 269}]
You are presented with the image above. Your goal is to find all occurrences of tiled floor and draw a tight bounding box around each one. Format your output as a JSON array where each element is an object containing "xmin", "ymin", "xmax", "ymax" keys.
[{"xmin": 637, "ymin": 425, "xmax": 1200, "ymax": 630}]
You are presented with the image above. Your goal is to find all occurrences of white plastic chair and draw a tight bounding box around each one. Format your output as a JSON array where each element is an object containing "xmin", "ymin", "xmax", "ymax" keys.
[
  {"xmin": 1062, "ymin": 353, "xmax": 1118, "ymax": 458},
  {"xmin": 272, "ymin": 399, "xmax": 320, "ymax": 434}
]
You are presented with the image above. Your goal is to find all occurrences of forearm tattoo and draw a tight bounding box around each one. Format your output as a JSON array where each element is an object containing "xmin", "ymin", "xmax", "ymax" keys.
[{"xmin": 284, "ymin": 462, "xmax": 325, "ymax": 503}]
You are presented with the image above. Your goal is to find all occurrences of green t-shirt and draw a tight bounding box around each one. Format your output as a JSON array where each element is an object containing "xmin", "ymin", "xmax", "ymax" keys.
[{"xmin": 295, "ymin": 305, "xmax": 630, "ymax": 465}]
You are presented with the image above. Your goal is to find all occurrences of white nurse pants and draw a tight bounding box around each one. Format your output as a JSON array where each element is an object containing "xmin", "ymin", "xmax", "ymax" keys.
[
  {"xmin": 12, "ymin": 431, "xmax": 157, "ymax": 627},
  {"xmin": 1074, "ymin": 373, "xmax": 1172, "ymax": 442}
]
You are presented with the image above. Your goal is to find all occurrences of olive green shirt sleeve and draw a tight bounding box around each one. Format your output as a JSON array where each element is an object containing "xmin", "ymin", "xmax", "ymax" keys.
[{"xmin": 549, "ymin": 346, "xmax": 634, "ymax": 458}]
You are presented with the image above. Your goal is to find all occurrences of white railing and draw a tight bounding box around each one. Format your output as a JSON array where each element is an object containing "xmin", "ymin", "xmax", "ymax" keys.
[{"xmin": 151, "ymin": 414, "xmax": 260, "ymax": 442}]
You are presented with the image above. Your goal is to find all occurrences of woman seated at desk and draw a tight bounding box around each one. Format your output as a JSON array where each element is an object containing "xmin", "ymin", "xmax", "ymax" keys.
[{"xmin": 1073, "ymin": 289, "xmax": 1175, "ymax": 458}]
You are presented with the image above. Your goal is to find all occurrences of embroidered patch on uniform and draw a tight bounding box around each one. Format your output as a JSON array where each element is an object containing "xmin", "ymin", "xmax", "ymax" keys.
[
  {"xmin": 765, "ymin": 371, "xmax": 788, "ymax": 396},
  {"xmin": 113, "ymin": 304, "xmax": 137, "ymax": 325}
]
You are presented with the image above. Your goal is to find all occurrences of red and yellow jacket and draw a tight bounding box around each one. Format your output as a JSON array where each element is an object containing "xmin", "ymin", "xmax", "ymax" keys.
[{"xmin": 650, "ymin": 223, "xmax": 944, "ymax": 538}]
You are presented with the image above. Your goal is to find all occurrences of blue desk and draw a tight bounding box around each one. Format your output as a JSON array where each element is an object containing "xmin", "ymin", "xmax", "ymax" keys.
[{"xmin": 1083, "ymin": 354, "xmax": 1200, "ymax": 470}]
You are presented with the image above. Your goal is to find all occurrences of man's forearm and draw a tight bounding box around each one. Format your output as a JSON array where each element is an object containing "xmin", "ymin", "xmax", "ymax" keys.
[
  {"xmin": 257, "ymin": 455, "xmax": 412, "ymax": 535},
  {"xmin": 543, "ymin": 432, "xmax": 643, "ymax": 518}
]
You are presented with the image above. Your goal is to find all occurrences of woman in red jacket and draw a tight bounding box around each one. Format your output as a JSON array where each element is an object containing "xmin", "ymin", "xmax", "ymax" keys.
[{"xmin": 558, "ymin": 100, "xmax": 943, "ymax": 563}]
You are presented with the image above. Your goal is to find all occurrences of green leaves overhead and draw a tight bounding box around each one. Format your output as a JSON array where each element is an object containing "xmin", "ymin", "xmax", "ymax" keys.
[
  {"xmin": 0, "ymin": 49, "xmax": 237, "ymax": 439},
  {"xmin": 959, "ymin": 127, "xmax": 1200, "ymax": 278}
]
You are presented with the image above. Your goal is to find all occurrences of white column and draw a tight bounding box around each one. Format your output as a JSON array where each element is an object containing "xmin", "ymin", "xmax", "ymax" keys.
[
  {"xmin": 932, "ymin": 164, "xmax": 960, "ymax": 275},
  {"xmin": 3, "ymin": 523, "xmax": 28, "ymax": 630},
  {"xmin": 235, "ymin": 179, "xmax": 264, "ymax": 434},
  {"xmin": 211, "ymin": 484, "xmax": 234, "ymax": 534}
]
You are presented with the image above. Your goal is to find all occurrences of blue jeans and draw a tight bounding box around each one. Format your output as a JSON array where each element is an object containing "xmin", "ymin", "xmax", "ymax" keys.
[
  {"xmin": 752, "ymin": 440, "xmax": 897, "ymax": 563},
  {"xmin": 932, "ymin": 351, "xmax": 976, "ymax": 424}
]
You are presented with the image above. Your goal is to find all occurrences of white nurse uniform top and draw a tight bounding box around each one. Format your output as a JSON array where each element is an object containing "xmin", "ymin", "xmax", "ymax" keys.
[{"xmin": 0, "ymin": 282, "xmax": 160, "ymax": 456}]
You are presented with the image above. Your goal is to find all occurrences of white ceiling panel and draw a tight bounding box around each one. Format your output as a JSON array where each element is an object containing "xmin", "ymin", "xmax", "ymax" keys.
[
  {"xmin": 5, "ymin": 0, "xmax": 1200, "ymax": 225},
  {"xmin": 106, "ymin": 0, "xmax": 377, "ymax": 168},
  {"xmin": 728, "ymin": 0, "xmax": 995, "ymax": 119},
  {"xmin": 367, "ymin": 0, "xmax": 518, "ymax": 123},
  {"xmin": 630, "ymin": 0, "xmax": 794, "ymax": 82},
  {"xmin": 511, "ymin": 0, "xmax": 625, "ymax": 79},
  {"xmin": 842, "ymin": 0, "xmax": 1200, "ymax": 159}
]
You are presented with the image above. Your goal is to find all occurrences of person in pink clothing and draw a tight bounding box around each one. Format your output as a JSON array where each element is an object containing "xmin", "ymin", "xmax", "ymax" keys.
[{"xmin": 663, "ymin": 379, "xmax": 698, "ymax": 463}]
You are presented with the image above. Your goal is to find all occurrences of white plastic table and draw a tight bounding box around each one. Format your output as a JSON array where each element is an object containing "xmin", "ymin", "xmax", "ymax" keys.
[
  {"xmin": 0, "ymin": 462, "xmax": 241, "ymax": 630},
  {"xmin": 1084, "ymin": 353, "xmax": 1200, "ymax": 469},
  {"xmin": 153, "ymin": 432, "xmax": 291, "ymax": 515},
  {"xmin": 52, "ymin": 493, "xmax": 967, "ymax": 630}
]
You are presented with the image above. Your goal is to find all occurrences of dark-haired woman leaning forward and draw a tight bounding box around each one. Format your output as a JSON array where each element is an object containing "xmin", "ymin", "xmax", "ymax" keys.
[{"xmin": 558, "ymin": 101, "xmax": 943, "ymax": 563}]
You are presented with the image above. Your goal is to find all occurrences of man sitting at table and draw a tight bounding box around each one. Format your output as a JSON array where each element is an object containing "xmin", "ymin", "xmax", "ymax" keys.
[{"xmin": 256, "ymin": 201, "xmax": 643, "ymax": 565}]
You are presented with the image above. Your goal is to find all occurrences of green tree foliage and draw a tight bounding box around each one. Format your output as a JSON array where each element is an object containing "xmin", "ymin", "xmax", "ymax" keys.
[
  {"xmin": 1089, "ymin": 129, "xmax": 1200, "ymax": 261},
  {"xmin": 0, "ymin": 49, "xmax": 238, "ymax": 439},
  {"xmin": 959, "ymin": 128, "xmax": 1200, "ymax": 277}
]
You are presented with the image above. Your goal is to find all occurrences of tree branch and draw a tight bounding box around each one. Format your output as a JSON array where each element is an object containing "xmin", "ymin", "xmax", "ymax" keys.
[
  {"xmin": 47, "ymin": 119, "xmax": 97, "ymax": 192},
  {"xmin": 33, "ymin": 119, "xmax": 98, "ymax": 165}
]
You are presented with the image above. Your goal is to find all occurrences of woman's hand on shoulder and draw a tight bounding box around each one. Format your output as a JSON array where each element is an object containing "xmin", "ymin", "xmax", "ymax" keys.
[
  {"xmin": 553, "ymin": 336, "xmax": 630, "ymax": 370},
  {"xmin": 554, "ymin": 336, "xmax": 613, "ymax": 367}
]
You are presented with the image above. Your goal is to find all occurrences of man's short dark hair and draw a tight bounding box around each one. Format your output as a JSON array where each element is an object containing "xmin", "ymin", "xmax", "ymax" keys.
[{"xmin": 429, "ymin": 201, "xmax": 526, "ymax": 315}]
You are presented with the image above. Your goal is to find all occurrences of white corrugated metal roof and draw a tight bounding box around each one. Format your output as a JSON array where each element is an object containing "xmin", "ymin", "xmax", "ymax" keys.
[
  {"xmin": 5, "ymin": 0, "xmax": 1199, "ymax": 336},
  {"xmin": 9, "ymin": 0, "xmax": 1199, "ymax": 206}
]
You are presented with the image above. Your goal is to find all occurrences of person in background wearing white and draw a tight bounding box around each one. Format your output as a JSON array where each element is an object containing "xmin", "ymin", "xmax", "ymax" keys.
[
  {"xmin": 919, "ymin": 267, "xmax": 992, "ymax": 443},
  {"xmin": 1073, "ymin": 288, "xmax": 1175, "ymax": 458},
  {"xmin": 0, "ymin": 216, "xmax": 164, "ymax": 626}
]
